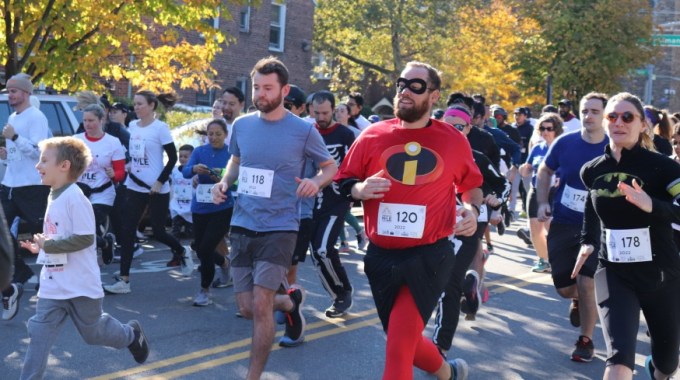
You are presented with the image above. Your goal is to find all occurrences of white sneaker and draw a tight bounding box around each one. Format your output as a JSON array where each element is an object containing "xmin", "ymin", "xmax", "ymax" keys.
[
  {"xmin": 133, "ymin": 244, "xmax": 144, "ymax": 258},
  {"xmin": 193, "ymin": 289, "xmax": 212, "ymax": 306},
  {"xmin": 136, "ymin": 230, "xmax": 145, "ymax": 240},
  {"xmin": 181, "ymin": 245, "xmax": 194, "ymax": 277},
  {"xmin": 103, "ymin": 277, "xmax": 131, "ymax": 294},
  {"xmin": 2, "ymin": 283, "xmax": 23, "ymax": 320}
]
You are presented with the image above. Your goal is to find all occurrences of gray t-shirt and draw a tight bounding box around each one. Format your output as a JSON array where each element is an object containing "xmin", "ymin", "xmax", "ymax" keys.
[{"xmin": 229, "ymin": 111, "xmax": 331, "ymax": 231}]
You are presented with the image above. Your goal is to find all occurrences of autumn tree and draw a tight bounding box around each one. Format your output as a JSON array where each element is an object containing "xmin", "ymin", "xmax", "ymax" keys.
[
  {"xmin": 514, "ymin": 0, "xmax": 658, "ymax": 104},
  {"xmin": 440, "ymin": 0, "xmax": 544, "ymax": 110},
  {"xmin": 0, "ymin": 0, "xmax": 233, "ymax": 93},
  {"xmin": 313, "ymin": 0, "xmax": 459, "ymax": 93}
]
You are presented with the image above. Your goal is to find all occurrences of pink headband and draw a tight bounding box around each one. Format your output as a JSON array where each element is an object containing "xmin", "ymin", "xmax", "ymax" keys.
[{"xmin": 443, "ymin": 108, "xmax": 471, "ymax": 125}]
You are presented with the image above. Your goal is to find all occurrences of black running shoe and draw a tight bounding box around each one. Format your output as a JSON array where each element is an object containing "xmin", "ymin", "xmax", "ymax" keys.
[
  {"xmin": 127, "ymin": 320, "xmax": 149, "ymax": 363},
  {"xmin": 571, "ymin": 335, "xmax": 594, "ymax": 362},
  {"xmin": 325, "ymin": 289, "xmax": 353, "ymax": 318},
  {"xmin": 280, "ymin": 288, "xmax": 306, "ymax": 347},
  {"xmin": 102, "ymin": 233, "xmax": 115, "ymax": 265},
  {"xmin": 462, "ymin": 270, "xmax": 480, "ymax": 315}
]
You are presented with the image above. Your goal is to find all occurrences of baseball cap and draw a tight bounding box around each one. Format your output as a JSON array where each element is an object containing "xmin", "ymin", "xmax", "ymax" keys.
[
  {"xmin": 513, "ymin": 107, "xmax": 528, "ymax": 115},
  {"xmin": 542, "ymin": 105, "xmax": 558, "ymax": 114},
  {"xmin": 111, "ymin": 103, "xmax": 129, "ymax": 113},
  {"xmin": 285, "ymin": 85, "xmax": 306, "ymax": 108},
  {"xmin": 492, "ymin": 107, "xmax": 507, "ymax": 117},
  {"xmin": 558, "ymin": 99, "xmax": 571, "ymax": 107}
]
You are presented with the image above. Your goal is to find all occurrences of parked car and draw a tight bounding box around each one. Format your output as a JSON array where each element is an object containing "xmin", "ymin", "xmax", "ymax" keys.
[
  {"xmin": 171, "ymin": 117, "xmax": 211, "ymax": 148},
  {"xmin": 0, "ymin": 94, "xmax": 83, "ymax": 137}
]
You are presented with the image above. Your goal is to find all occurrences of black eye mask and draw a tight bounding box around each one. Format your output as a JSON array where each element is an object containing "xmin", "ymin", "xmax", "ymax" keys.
[{"xmin": 396, "ymin": 77, "xmax": 429, "ymax": 95}]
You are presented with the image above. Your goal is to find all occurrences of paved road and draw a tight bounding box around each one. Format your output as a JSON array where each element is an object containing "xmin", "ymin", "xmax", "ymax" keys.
[{"xmin": 2, "ymin": 217, "xmax": 656, "ymax": 379}]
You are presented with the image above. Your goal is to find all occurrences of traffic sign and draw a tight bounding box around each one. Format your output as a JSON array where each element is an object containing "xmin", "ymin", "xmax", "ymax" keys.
[{"xmin": 654, "ymin": 34, "xmax": 680, "ymax": 47}]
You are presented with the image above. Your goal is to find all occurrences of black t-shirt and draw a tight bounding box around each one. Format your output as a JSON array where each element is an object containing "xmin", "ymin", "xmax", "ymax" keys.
[
  {"xmin": 581, "ymin": 144, "xmax": 680, "ymax": 287},
  {"xmin": 653, "ymin": 134, "xmax": 673, "ymax": 156},
  {"xmin": 468, "ymin": 127, "xmax": 501, "ymax": 170},
  {"xmin": 314, "ymin": 123, "xmax": 356, "ymax": 214}
]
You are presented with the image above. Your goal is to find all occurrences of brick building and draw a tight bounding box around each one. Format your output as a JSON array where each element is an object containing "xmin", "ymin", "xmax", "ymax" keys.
[{"xmin": 113, "ymin": 0, "xmax": 317, "ymax": 109}]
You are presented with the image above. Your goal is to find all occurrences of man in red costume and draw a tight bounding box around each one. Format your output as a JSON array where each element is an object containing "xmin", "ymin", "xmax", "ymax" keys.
[{"xmin": 335, "ymin": 61, "xmax": 483, "ymax": 380}]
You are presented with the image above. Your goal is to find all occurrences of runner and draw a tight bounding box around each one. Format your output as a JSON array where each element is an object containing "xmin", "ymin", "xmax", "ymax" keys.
[
  {"xmin": 573, "ymin": 92, "xmax": 680, "ymax": 380},
  {"xmin": 537, "ymin": 92, "xmax": 609, "ymax": 362},
  {"xmin": 309, "ymin": 91, "xmax": 356, "ymax": 318},
  {"xmin": 75, "ymin": 104, "xmax": 126, "ymax": 265},
  {"xmin": 211, "ymin": 57, "xmax": 336, "ymax": 380},
  {"xmin": 335, "ymin": 61, "xmax": 483, "ymax": 380},
  {"xmin": 104, "ymin": 91, "xmax": 187, "ymax": 295},
  {"xmin": 170, "ymin": 144, "xmax": 194, "ymax": 240},
  {"xmin": 432, "ymin": 106, "xmax": 508, "ymax": 355},
  {"xmin": 518, "ymin": 112, "xmax": 564, "ymax": 273},
  {"xmin": 183, "ymin": 119, "xmax": 233, "ymax": 306}
]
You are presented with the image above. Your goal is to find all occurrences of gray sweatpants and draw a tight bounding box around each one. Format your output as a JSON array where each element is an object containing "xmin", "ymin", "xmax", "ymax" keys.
[{"xmin": 20, "ymin": 296, "xmax": 134, "ymax": 380}]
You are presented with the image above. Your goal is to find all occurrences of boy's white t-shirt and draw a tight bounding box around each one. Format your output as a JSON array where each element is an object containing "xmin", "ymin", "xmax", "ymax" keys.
[
  {"xmin": 76, "ymin": 133, "xmax": 126, "ymax": 206},
  {"xmin": 125, "ymin": 119, "xmax": 174, "ymax": 194},
  {"xmin": 169, "ymin": 166, "xmax": 193, "ymax": 222},
  {"xmin": 38, "ymin": 184, "xmax": 103, "ymax": 300}
]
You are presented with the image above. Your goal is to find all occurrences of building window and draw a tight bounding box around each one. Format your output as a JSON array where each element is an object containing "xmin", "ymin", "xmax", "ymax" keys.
[
  {"xmin": 236, "ymin": 78, "xmax": 248, "ymax": 108},
  {"xmin": 196, "ymin": 88, "xmax": 216, "ymax": 106},
  {"xmin": 240, "ymin": 6, "xmax": 251, "ymax": 33},
  {"xmin": 312, "ymin": 52, "xmax": 332, "ymax": 80},
  {"xmin": 269, "ymin": 1, "xmax": 286, "ymax": 52}
]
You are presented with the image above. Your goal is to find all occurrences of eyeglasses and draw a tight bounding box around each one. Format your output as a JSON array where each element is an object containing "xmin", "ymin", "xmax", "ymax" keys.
[
  {"xmin": 453, "ymin": 124, "xmax": 466, "ymax": 131},
  {"xmin": 396, "ymin": 77, "xmax": 436, "ymax": 95},
  {"xmin": 539, "ymin": 126, "xmax": 554, "ymax": 132},
  {"xmin": 606, "ymin": 111, "xmax": 639, "ymax": 124}
]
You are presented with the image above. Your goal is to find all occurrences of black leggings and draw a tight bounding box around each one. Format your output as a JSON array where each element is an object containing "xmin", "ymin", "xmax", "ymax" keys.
[
  {"xmin": 432, "ymin": 234, "xmax": 480, "ymax": 351},
  {"xmin": 119, "ymin": 189, "xmax": 183, "ymax": 277},
  {"xmin": 193, "ymin": 208, "xmax": 232, "ymax": 289},
  {"xmin": 92, "ymin": 204, "xmax": 112, "ymax": 249},
  {"xmin": 596, "ymin": 266, "xmax": 680, "ymax": 374},
  {"xmin": 310, "ymin": 206, "xmax": 352, "ymax": 299}
]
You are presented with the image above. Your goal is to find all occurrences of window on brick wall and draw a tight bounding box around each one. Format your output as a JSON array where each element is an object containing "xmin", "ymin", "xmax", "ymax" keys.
[
  {"xmin": 236, "ymin": 78, "xmax": 248, "ymax": 108},
  {"xmin": 240, "ymin": 6, "xmax": 251, "ymax": 33},
  {"xmin": 196, "ymin": 88, "xmax": 216, "ymax": 106},
  {"xmin": 312, "ymin": 52, "xmax": 332, "ymax": 80},
  {"xmin": 269, "ymin": 1, "xmax": 286, "ymax": 52}
]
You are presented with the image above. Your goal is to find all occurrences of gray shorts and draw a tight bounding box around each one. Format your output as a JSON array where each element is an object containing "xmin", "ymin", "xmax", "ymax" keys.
[{"xmin": 229, "ymin": 228, "xmax": 297, "ymax": 292}]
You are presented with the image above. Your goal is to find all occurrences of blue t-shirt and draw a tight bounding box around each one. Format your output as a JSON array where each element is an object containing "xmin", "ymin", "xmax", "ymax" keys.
[
  {"xmin": 525, "ymin": 142, "xmax": 549, "ymax": 187},
  {"xmin": 182, "ymin": 144, "xmax": 234, "ymax": 214},
  {"xmin": 229, "ymin": 111, "xmax": 332, "ymax": 232},
  {"xmin": 543, "ymin": 131, "xmax": 609, "ymax": 224},
  {"xmin": 299, "ymin": 159, "xmax": 317, "ymax": 220}
]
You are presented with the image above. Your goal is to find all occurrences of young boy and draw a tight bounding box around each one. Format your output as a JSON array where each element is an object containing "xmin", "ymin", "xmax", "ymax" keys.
[
  {"xmin": 19, "ymin": 137, "xmax": 149, "ymax": 379},
  {"xmin": 170, "ymin": 144, "xmax": 194, "ymax": 240}
]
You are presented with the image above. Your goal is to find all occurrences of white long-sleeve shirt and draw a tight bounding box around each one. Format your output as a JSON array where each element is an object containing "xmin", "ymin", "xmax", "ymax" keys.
[{"xmin": 2, "ymin": 106, "xmax": 49, "ymax": 188}]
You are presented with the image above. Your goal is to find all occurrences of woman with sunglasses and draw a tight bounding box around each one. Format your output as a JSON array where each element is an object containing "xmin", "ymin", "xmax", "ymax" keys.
[
  {"xmin": 518, "ymin": 113, "xmax": 564, "ymax": 273},
  {"xmin": 573, "ymin": 92, "xmax": 680, "ymax": 380}
]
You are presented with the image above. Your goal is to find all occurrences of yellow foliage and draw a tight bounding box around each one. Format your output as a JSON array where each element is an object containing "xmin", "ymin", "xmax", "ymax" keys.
[
  {"xmin": 0, "ymin": 0, "xmax": 230, "ymax": 93},
  {"xmin": 440, "ymin": 0, "xmax": 544, "ymax": 110}
]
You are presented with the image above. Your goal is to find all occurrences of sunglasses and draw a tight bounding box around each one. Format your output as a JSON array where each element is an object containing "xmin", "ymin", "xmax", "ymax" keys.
[
  {"xmin": 606, "ymin": 111, "xmax": 639, "ymax": 124},
  {"xmin": 396, "ymin": 77, "xmax": 435, "ymax": 95},
  {"xmin": 453, "ymin": 124, "xmax": 466, "ymax": 131},
  {"xmin": 539, "ymin": 126, "xmax": 554, "ymax": 132}
]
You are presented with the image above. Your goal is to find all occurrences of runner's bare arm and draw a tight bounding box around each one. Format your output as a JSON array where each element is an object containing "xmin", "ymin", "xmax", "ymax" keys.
[
  {"xmin": 296, "ymin": 159, "xmax": 337, "ymax": 197},
  {"xmin": 212, "ymin": 156, "xmax": 240, "ymax": 204}
]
